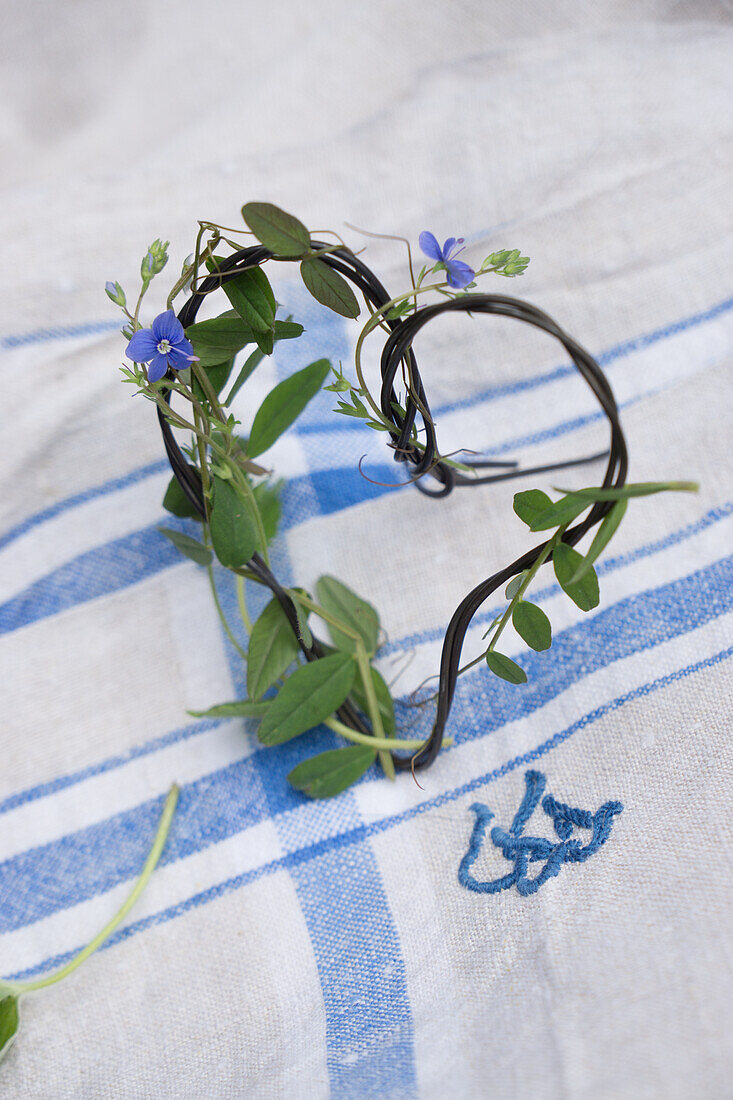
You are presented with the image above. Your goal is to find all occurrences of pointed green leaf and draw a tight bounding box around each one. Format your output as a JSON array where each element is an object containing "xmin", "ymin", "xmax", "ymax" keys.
[
  {"xmin": 188, "ymin": 700, "xmax": 271, "ymax": 719},
  {"xmin": 512, "ymin": 600, "xmax": 552, "ymax": 651},
  {"xmin": 288, "ymin": 745, "xmax": 376, "ymax": 799},
  {"xmin": 185, "ymin": 311, "xmax": 256, "ymax": 367},
  {"xmin": 486, "ymin": 650, "xmax": 528, "ymax": 684},
  {"xmin": 247, "ymin": 597, "xmax": 301, "ymax": 700},
  {"xmin": 553, "ymin": 542, "xmax": 600, "ymax": 611},
  {"xmin": 570, "ymin": 499, "xmax": 627, "ymax": 583},
  {"xmin": 242, "ymin": 202, "xmax": 311, "ymax": 257},
  {"xmin": 348, "ymin": 665, "xmax": 396, "ymax": 737},
  {"xmin": 258, "ymin": 652, "xmax": 356, "ymax": 745},
  {"xmin": 0, "ymin": 994, "xmax": 19, "ymax": 1062},
  {"xmin": 162, "ymin": 475, "xmax": 201, "ymax": 520},
  {"xmin": 315, "ymin": 575, "xmax": 380, "ymax": 656},
  {"xmin": 553, "ymin": 480, "xmax": 699, "ymax": 502},
  {"xmin": 300, "ymin": 257, "xmax": 360, "ymax": 319},
  {"xmin": 221, "ymin": 266, "xmax": 276, "ymax": 334},
  {"xmin": 273, "ymin": 319, "xmax": 305, "ymax": 341},
  {"xmin": 255, "ymin": 328, "xmax": 274, "ymax": 356},
  {"xmin": 209, "ymin": 476, "xmax": 258, "ymax": 568},
  {"xmin": 158, "ymin": 527, "xmax": 212, "ymax": 566},
  {"xmin": 247, "ymin": 358, "xmax": 330, "ymax": 458}
]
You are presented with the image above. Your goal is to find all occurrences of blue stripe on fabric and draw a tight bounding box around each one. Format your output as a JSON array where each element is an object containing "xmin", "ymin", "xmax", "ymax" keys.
[
  {"xmin": 224, "ymin": 480, "xmax": 419, "ymax": 1097},
  {"xmin": 0, "ymin": 465, "xmax": 396, "ymax": 635},
  {"xmin": 381, "ymin": 500, "xmax": 733, "ymax": 657},
  {"xmin": 0, "ymin": 319, "xmax": 120, "ymax": 350},
  {"xmin": 0, "ymin": 460, "xmax": 168, "ymax": 554},
  {"xmin": 0, "ymin": 718, "xmax": 221, "ymax": 816},
  {"xmin": 1, "ymin": 551, "xmax": 730, "ymax": 934},
  {"xmin": 7, "ymin": 642, "xmax": 732, "ymax": 984},
  {"xmin": 1, "ymin": 501, "xmax": 730, "ymax": 819},
  {"xmin": 289, "ymin": 846, "xmax": 417, "ymax": 1098},
  {"xmin": 3, "ymin": 291, "xmax": 731, "ymax": 552},
  {"xmin": 0, "ymin": 369, "xmax": 690, "ymax": 635}
]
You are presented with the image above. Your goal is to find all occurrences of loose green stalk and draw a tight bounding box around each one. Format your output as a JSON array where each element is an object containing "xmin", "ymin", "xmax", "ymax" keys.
[{"xmin": 2, "ymin": 785, "xmax": 179, "ymax": 996}]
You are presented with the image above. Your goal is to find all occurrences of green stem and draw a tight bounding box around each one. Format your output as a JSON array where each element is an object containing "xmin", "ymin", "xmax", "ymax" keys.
[
  {"xmin": 207, "ymin": 565, "xmax": 248, "ymax": 661},
  {"xmin": 151, "ymin": 392, "xmax": 270, "ymax": 567},
  {"xmin": 488, "ymin": 528, "xmax": 563, "ymax": 654},
  {"xmin": 236, "ymin": 575, "xmax": 252, "ymax": 633},
  {"xmin": 3, "ymin": 785, "xmax": 179, "ymax": 996},
  {"xmin": 324, "ymin": 716, "xmax": 452, "ymax": 753},
  {"xmin": 353, "ymin": 645, "xmax": 394, "ymax": 781}
]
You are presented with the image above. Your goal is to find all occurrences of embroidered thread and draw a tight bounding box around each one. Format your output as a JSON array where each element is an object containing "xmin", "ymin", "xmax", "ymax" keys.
[{"xmin": 458, "ymin": 770, "xmax": 623, "ymax": 896}]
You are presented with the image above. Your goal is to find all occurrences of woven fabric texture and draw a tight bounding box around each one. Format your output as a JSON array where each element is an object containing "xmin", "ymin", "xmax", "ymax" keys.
[{"xmin": 1, "ymin": 3, "xmax": 732, "ymax": 1097}]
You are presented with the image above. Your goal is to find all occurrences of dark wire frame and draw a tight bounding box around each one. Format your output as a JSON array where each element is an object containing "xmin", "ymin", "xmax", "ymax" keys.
[{"xmin": 157, "ymin": 242, "xmax": 628, "ymax": 772}]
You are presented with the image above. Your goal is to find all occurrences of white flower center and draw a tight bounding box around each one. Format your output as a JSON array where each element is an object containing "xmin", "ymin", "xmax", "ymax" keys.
[{"xmin": 157, "ymin": 339, "xmax": 172, "ymax": 355}]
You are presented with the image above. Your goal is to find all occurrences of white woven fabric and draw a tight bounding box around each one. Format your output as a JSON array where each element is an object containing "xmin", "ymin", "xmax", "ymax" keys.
[{"xmin": 1, "ymin": 3, "xmax": 732, "ymax": 1097}]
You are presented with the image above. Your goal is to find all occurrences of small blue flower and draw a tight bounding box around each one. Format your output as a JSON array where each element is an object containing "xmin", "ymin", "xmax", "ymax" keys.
[
  {"xmin": 419, "ymin": 231, "xmax": 475, "ymax": 289},
  {"xmin": 125, "ymin": 310, "xmax": 198, "ymax": 383}
]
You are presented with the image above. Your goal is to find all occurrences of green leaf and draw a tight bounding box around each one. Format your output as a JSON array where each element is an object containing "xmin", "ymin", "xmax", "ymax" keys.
[
  {"xmin": 486, "ymin": 650, "xmax": 528, "ymax": 684},
  {"xmin": 273, "ymin": 319, "xmax": 305, "ymax": 342},
  {"xmin": 512, "ymin": 601, "xmax": 552, "ymax": 651},
  {"xmin": 258, "ymin": 652, "xmax": 356, "ymax": 745},
  {"xmin": 209, "ymin": 476, "xmax": 258, "ymax": 568},
  {"xmin": 188, "ymin": 700, "xmax": 271, "ymax": 719},
  {"xmin": 553, "ymin": 542, "xmax": 600, "ymax": 611},
  {"xmin": 247, "ymin": 597, "xmax": 301, "ymax": 700},
  {"xmin": 185, "ymin": 311, "xmax": 256, "ymax": 367},
  {"xmin": 162, "ymin": 475, "xmax": 201, "ymax": 520},
  {"xmin": 0, "ymin": 994, "xmax": 19, "ymax": 1062},
  {"xmin": 300, "ymin": 257, "xmax": 360, "ymax": 319},
  {"xmin": 553, "ymin": 481, "xmax": 699, "ymax": 502},
  {"xmin": 247, "ymin": 358, "xmax": 331, "ymax": 458},
  {"xmin": 513, "ymin": 489, "xmax": 589, "ymax": 531},
  {"xmin": 505, "ymin": 572, "xmax": 527, "ymax": 600},
  {"xmin": 158, "ymin": 527, "xmax": 212, "ymax": 566},
  {"xmin": 315, "ymin": 575, "xmax": 380, "ymax": 657},
  {"xmin": 348, "ymin": 666, "xmax": 396, "ymax": 737},
  {"xmin": 255, "ymin": 328, "xmax": 274, "ymax": 356},
  {"xmin": 513, "ymin": 489, "xmax": 554, "ymax": 528},
  {"xmin": 220, "ymin": 266, "xmax": 276, "ymax": 334},
  {"xmin": 569, "ymin": 499, "xmax": 627, "ymax": 583},
  {"xmin": 242, "ymin": 202, "xmax": 311, "ymax": 257},
  {"xmin": 288, "ymin": 745, "xmax": 376, "ymax": 799}
]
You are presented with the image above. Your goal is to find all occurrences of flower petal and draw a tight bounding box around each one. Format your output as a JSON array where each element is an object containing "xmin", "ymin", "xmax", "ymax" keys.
[
  {"xmin": 173, "ymin": 335, "xmax": 197, "ymax": 359},
  {"xmin": 419, "ymin": 231, "xmax": 442, "ymax": 261},
  {"xmin": 125, "ymin": 328, "xmax": 158, "ymax": 363},
  {"xmin": 147, "ymin": 354, "xmax": 169, "ymax": 382},
  {"xmin": 442, "ymin": 237, "xmax": 457, "ymax": 258},
  {"xmin": 166, "ymin": 344, "xmax": 196, "ymax": 371},
  {"xmin": 445, "ymin": 259, "xmax": 475, "ymax": 289},
  {"xmin": 151, "ymin": 309, "xmax": 184, "ymax": 344}
]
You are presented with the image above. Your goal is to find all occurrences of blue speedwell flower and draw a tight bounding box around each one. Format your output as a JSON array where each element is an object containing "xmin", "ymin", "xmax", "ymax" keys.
[
  {"xmin": 419, "ymin": 231, "xmax": 475, "ymax": 289},
  {"xmin": 125, "ymin": 310, "xmax": 198, "ymax": 382}
]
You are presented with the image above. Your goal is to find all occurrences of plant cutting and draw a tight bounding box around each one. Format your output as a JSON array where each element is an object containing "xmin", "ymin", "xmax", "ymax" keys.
[{"xmin": 107, "ymin": 203, "xmax": 697, "ymax": 798}]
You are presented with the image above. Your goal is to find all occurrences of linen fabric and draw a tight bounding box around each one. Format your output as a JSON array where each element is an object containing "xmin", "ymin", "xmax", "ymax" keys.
[{"xmin": 0, "ymin": 2, "xmax": 731, "ymax": 1096}]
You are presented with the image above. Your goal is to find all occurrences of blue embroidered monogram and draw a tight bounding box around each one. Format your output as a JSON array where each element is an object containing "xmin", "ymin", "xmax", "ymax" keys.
[{"xmin": 458, "ymin": 771, "xmax": 623, "ymax": 897}]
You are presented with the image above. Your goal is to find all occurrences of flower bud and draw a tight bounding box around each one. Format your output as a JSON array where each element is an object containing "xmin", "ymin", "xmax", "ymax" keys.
[{"xmin": 105, "ymin": 280, "xmax": 126, "ymax": 307}]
